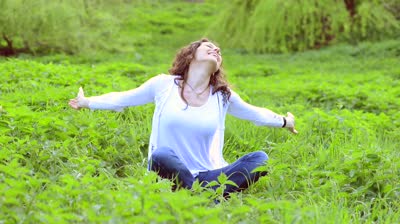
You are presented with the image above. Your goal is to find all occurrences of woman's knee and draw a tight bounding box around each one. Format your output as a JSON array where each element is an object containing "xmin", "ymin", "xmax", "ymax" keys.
[
  {"xmin": 243, "ymin": 151, "xmax": 269, "ymax": 163},
  {"xmin": 254, "ymin": 151, "xmax": 269, "ymax": 162},
  {"xmin": 151, "ymin": 147, "xmax": 175, "ymax": 163}
]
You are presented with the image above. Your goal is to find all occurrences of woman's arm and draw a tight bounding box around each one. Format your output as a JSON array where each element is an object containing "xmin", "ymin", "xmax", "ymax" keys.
[
  {"xmin": 227, "ymin": 90, "xmax": 298, "ymax": 133},
  {"xmin": 68, "ymin": 75, "xmax": 161, "ymax": 111}
]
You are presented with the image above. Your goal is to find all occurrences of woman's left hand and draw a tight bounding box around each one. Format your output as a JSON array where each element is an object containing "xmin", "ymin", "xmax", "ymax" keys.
[
  {"xmin": 68, "ymin": 87, "xmax": 89, "ymax": 110},
  {"xmin": 285, "ymin": 112, "xmax": 298, "ymax": 134}
]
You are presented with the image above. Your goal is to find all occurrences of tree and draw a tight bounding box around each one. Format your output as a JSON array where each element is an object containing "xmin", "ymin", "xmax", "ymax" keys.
[{"xmin": 207, "ymin": 0, "xmax": 400, "ymax": 53}]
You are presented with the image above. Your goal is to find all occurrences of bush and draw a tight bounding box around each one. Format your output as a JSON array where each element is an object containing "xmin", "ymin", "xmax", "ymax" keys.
[{"xmin": 0, "ymin": 0, "xmax": 126, "ymax": 55}]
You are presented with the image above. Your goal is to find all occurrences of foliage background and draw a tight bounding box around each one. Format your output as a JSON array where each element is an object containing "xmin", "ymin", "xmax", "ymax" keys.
[{"xmin": 1, "ymin": 0, "xmax": 399, "ymax": 223}]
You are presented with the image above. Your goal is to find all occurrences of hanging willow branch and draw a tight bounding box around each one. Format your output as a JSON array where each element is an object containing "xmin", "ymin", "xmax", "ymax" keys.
[{"xmin": 207, "ymin": 0, "xmax": 399, "ymax": 53}]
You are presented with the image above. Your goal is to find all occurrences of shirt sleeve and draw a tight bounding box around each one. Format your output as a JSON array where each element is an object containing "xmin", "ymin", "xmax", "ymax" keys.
[
  {"xmin": 227, "ymin": 90, "xmax": 284, "ymax": 127},
  {"xmin": 88, "ymin": 75, "xmax": 162, "ymax": 111}
]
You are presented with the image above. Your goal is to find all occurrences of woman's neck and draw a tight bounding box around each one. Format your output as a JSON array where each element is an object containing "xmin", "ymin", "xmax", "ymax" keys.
[{"xmin": 186, "ymin": 61, "xmax": 214, "ymax": 90}]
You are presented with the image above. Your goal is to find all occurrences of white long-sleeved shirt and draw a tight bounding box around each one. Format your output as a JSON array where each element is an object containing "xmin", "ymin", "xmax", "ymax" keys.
[
  {"xmin": 88, "ymin": 74, "xmax": 284, "ymax": 175},
  {"xmin": 158, "ymin": 83, "xmax": 220, "ymax": 175}
]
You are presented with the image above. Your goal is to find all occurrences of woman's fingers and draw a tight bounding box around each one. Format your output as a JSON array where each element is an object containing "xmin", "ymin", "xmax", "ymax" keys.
[
  {"xmin": 78, "ymin": 87, "xmax": 85, "ymax": 98},
  {"xmin": 286, "ymin": 112, "xmax": 298, "ymax": 134},
  {"xmin": 289, "ymin": 127, "xmax": 298, "ymax": 134},
  {"xmin": 68, "ymin": 87, "xmax": 85, "ymax": 110},
  {"xmin": 68, "ymin": 99, "xmax": 80, "ymax": 110},
  {"xmin": 76, "ymin": 87, "xmax": 90, "ymax": 108}
]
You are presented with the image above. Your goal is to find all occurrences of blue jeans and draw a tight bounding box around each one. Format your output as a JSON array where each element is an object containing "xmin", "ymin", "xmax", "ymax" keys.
[{"xmin": 150, "ymin": 147, "xmax": 268, "ymax": 195}]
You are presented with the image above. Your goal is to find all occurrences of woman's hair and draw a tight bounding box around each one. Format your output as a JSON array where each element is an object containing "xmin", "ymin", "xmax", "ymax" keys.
[{"xmin": 168, "ymin": 38, "xmax": 231, "ymax": 105}]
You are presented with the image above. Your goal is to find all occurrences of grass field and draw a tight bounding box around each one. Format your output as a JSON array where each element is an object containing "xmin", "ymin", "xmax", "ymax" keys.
[{"xmin": 1, "ymin": 1, "xmax": 399, "ymax": 223}]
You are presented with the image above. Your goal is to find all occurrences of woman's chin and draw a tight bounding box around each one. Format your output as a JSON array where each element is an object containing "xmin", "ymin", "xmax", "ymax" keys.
[
  {"xmin": 193, "ymin": 58, "xmax": 220, "ymax": 71},
  {"xmin": 207, "ymin": 58, "xmax": 219, "ymax": 69}
]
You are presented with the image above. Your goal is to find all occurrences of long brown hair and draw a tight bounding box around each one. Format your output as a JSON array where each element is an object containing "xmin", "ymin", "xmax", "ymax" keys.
[{"xmin": 168, "ymin": 38, "xmax": 231, "ymax": 105}]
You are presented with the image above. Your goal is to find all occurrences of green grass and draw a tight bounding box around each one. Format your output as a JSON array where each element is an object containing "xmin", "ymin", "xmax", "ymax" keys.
[{"xmin": 1, "ymin": 1, "xmax": 400, "ymax": 223}]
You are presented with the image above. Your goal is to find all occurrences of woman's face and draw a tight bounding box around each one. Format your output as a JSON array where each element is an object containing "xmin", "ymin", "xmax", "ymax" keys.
[{"xmin": 193, "ymin": 42, "xmax": 222, "ymax": 72}]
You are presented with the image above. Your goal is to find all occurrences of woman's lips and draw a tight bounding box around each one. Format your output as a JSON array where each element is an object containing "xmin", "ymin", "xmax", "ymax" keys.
[{"xmin": 209, "ymin": 52, "xmax": 221, "ymax": 62}]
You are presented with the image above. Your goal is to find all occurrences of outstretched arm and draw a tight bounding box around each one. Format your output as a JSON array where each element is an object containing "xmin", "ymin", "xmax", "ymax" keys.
[
  {"xmin": 68, "ymin": 75, "xmax": 160, "ymax": 111},
  {"xmin": 227, "ymin": 91, "xmax": 298, "ymax": 134}
]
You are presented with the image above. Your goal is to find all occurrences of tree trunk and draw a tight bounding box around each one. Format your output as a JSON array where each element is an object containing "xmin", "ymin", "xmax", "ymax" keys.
[
  {"xmin": 0, "ymin": 34, "xmax": 15, "ymax": 56},
  {"xmin": 344, "ymin": 0, "xmax": 356, "ymax": 17},
  {"xmin": 0, "ymin": 34, "xmax": 31, "ymax": 57}
]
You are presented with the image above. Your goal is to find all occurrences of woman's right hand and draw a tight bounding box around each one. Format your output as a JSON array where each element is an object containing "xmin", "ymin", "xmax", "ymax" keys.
[
  {"xmin": 68, "ymin": 87, "xmax": 89, "ymax": 110},
  {"xmin": 285, "ymin": 112, "xmax": 298, "ymax": 134}
]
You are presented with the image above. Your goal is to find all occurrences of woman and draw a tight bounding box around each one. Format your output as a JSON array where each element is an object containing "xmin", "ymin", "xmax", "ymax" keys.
[{"xmin": 69, "ymin": 38, "xmax": 297, "ymax": 196}]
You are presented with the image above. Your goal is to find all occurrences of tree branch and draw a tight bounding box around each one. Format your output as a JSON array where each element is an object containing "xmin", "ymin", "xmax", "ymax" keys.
[{"xmin": 2, "ymin": 33, "xmax": 13, "ymax": 49}]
